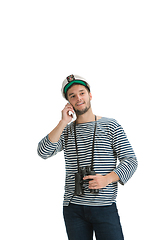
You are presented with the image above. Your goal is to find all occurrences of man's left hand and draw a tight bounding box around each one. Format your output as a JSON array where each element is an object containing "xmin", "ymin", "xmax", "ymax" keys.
[
  {"xmin": 83, "ymin": 172, "xmax": 120, "ymax": 189},
  {"xmin": 83, "ymin": 174, "xmax": 111, "ymax": 189}
]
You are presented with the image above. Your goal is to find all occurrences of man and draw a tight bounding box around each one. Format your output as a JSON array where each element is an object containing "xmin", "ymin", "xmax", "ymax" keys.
[{"xmin": 37, "ymin": 74, "xmax": 138, "ymax": 240}]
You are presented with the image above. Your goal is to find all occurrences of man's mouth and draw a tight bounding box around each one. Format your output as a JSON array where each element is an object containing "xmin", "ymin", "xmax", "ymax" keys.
[{"xmin": 76, "ymin": 102, "xmax": 84, "ymax": 106}]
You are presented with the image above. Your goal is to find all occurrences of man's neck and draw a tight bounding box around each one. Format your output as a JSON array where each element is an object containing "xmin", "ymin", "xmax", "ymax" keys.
[{"xmin": 76, "ymin": 109, "xmax": 95, "ymax": 124}]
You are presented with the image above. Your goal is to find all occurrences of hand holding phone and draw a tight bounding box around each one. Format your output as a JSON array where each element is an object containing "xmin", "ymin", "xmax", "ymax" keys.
[{"xmin": 61, "ymin": 103, "xmax": 75, "ymax": 124}]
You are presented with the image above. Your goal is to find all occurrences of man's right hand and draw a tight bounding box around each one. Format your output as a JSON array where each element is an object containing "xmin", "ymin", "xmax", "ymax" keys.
[
  {"xmin": 48, "ymin": 103, "xmax": 74, "ymax": 143},
  {"xmin": 61, "ymin": 103, "xmax": 75, "ymax": 124}
]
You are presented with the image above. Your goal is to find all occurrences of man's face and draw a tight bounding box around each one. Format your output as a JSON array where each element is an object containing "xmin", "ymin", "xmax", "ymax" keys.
[{"xmin": 67, "ymin": 85, "xmax": 92, "ymax": 116}]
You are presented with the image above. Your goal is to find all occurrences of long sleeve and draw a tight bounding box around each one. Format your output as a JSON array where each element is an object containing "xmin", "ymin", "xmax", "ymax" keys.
[
  {"xmin": 112, "ymin": 124, "xmax": 138, "ymax": 185},
  {"xmin": 37, "ymin": 134, "xmax": 63, "ymax": 159}
]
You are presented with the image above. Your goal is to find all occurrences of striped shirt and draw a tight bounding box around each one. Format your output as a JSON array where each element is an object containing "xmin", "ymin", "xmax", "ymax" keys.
[{"xmin": 37, "ymin": 117, "xmax": 138, "ymax": 206}]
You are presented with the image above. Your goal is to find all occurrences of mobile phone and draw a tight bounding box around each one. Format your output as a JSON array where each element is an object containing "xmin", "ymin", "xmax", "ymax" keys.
[{"xmin": 68, "ymin": 103, "xmax": 76, "ymax": 120}]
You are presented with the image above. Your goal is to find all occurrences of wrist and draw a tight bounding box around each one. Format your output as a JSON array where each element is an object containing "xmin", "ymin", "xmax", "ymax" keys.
[
  {"xmin": 59, "ymin": 119, "xmax": 68, "ymax": 127},
  {"xmin": 104, "ymin": 174, "xmax": 113, "ymax": 186},
  {"xmin": 105, "ymin": 172, "xmax": 120, "ymax": 185}
]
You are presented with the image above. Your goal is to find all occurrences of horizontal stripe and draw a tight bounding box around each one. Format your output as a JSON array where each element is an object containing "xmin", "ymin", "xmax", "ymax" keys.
[{"xmin": 37, "ymin": 117, "xmax": 138, "ymax": 206}]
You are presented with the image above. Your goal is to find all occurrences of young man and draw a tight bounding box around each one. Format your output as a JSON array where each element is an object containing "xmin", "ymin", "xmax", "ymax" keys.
[{"xmin": 37, "ymin": 74, "xmax": 138, "ymax": 240}]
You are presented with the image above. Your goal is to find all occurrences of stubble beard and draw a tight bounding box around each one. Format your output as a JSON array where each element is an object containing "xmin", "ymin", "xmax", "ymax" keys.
[{"xmin": 73, "ymin": 101, "xmax": 91, "ymax": 116}]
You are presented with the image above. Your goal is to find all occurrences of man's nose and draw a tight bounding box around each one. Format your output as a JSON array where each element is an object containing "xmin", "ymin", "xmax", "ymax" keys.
[{"xmin": 77, "ymin": 95, "xmax": 81, "ymax": 101}]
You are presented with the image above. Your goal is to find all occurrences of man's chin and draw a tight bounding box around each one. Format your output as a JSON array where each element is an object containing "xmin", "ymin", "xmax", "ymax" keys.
[{"xmin": 74, "ymin": 105, "xmax": 91, "ymax": 116}]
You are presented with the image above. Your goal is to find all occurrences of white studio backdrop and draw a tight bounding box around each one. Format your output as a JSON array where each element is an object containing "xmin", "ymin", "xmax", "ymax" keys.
[{"xmin": 0, "ymin": 0, "xmax": 160, "ymax": 239}]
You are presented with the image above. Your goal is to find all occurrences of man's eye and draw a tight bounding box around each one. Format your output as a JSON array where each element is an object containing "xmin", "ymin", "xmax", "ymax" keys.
[{"xmin": 71, "ymin": 95, "xmax": 75, "ymax": 98}]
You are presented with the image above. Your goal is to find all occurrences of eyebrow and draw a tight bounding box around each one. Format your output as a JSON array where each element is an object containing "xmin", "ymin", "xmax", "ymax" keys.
[{"xmin": 69, "ymin": 89, "xmax": 85, "ymax": 96}]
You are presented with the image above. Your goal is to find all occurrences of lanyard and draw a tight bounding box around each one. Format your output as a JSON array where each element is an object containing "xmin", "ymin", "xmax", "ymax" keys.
[{"xmin": 74, "ymin": 115, "xmax": 97, "ymax": 171}]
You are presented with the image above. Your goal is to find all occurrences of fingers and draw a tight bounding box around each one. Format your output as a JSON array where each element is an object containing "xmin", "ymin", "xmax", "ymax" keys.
[
  {"xmin": 83, "ymin": 174, "xmax": 108, "ymax": 189},
  {"xmin": 63, "ymin": 104, "xmax": 74, "ymax": 116},
  {"xmin": 64, "ymin": 103, "xmax": 74, "ymax": 113},
  {"xmin": 61, "ymin": 103, "xmax": 75, "ymax": 123},
  {"xmin": 83, "ymin": 175, "xmax": 96, "ymax": 180},
  {"xmin": 83, "ymin": 175, "xmax": 98, "ymax": 189}
]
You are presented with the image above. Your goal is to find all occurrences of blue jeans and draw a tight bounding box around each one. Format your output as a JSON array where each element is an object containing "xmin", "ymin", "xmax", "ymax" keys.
[{"xmin": 63, "ymin": 203, "xmax": 124, "ymax": 240}]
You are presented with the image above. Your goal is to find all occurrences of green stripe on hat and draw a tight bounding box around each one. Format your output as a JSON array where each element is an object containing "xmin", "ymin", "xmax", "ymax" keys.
[{"xmin": 64, "ymin": 80, "xmax": 87, "ymax": 94}]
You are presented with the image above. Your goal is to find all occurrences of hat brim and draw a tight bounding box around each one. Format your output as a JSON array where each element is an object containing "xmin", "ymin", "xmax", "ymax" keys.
[{"xmin": 64, "ymin": 80, "xmax": 87, "ymax": 94}]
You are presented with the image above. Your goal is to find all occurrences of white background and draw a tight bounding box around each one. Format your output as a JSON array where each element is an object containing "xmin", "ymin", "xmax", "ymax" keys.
[{"xmin": 0, "ymin": 0, "xmax": 160, "ymax": 239}]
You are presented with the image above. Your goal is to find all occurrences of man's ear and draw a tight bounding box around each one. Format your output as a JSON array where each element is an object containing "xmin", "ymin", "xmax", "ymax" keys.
[{"xmin": 89, "ymin": 92, "xmax": 92, "ymax": 101}]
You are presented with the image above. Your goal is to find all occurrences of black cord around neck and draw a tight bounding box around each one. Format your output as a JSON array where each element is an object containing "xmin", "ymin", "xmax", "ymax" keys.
[{"xmin": 74, "ymin": 115, "xmax": 97, "ymax": 171}]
